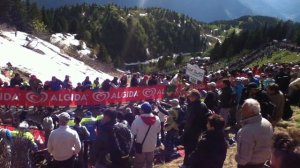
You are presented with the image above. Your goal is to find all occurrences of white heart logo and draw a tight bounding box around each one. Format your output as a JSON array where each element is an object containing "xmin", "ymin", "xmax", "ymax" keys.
[
  {"xmin": 26, "ymin": 92, "xmax": 48, "ymax": 103},
  {"xmin": 92, "ymin": 92, "xmax": 110, "ymax": 102},
  {"xmin": 142, "ymin": 88, "xmax": 156, "ymax": 98}
]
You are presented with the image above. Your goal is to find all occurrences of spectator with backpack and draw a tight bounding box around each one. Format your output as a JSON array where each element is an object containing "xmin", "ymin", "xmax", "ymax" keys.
[
  {"xmin": 131, "ymin": 102, "xmax": 161, "ymax": 168},
  {"xmin": 89, "ymin": 110, "xmax": 133, "ymax": 168},
  {"xmin": 72, "ymin": 117, "xmax": 90, "ymax": 168},
  {"xmin": 247, "ymin": 82, "xmax": 275, "ymax": 121},
  {"xmin": 266, "ymin": 84, "xmax": 285, "ymax": 126},
  {"xmin": 81, "ymin": 111, "xmax": 97, "ymax": 168}
]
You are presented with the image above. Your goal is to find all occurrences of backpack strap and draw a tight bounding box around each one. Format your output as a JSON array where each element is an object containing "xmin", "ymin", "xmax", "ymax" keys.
[{"xmin": 141, "ymin": 125, "xmax": 152, "ymax": 146}]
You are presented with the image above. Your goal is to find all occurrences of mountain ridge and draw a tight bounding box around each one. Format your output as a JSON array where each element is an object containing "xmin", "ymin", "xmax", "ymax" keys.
[{"xmin": 30, "ymin": 0, "xmax": 300, "ymax": 22}]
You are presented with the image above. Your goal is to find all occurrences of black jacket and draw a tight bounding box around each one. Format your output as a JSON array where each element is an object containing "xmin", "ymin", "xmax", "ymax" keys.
[
  {"xmin": 10, "ymin": 77, "xmax": 23, "ymax": 87},
  {"xmin": 220, "ymin": 86, "xmax": 235, "ymax": 108},
  {"xmin": 275, "ymin": 72, "xmax": 291, "ymax": 93},
  {"xmin": 190, "ymin": 130, "xmax": 227, "ymax": 168},
  {"xmin": 204, "ymin": 90, "xmax": 219, "ymax": 111},
  {"xmin": 183, "ymin": 100, "xmax": 208, "ymax": 145}
]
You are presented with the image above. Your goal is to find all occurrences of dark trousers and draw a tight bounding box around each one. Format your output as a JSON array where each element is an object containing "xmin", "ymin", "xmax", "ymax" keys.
[
  {"xmin": 53, "ymin": 156, "xmax": 75, "ymax": 168},
  {"xmin": 164, "ymin": 129, "xmax": 178, "ymax": 161},
  {"xmin": 183, "ymin": 137, "xmax": 198, "ymax": 166},
  {"xmin": 44, "ymin": 130, "xmax": 51, "ymax": 147},
  {"xmin": 237, "ymin": 163, "xmax": 264, "ymax": 168},
  {"xmin": 111, "ymin": 156, "xmax": 131, "ymax": 168},
  {"xmin": 83, "ymin": 140, "xmax": 94, "ymax": 168}
]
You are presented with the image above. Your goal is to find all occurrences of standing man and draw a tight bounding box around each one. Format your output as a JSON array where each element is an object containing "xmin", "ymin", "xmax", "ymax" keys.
[
  {"xmin": 131, "ymin": 102, "xmax": 161, "ymax": 168},
  {"xmin": 219, "ymin": 79, "xmax": 235, "ymax": 127},
  {"xmin": 236, "ymin": 98, "xmax": 273, "ymax": 168},
  {"xmin": 181, "ymin": 89, "xmax": 209, "ymax": 168},
  {"xmin": 204, "ymin": 82, "xmax": 220, "ymax": 113},
  {"xmin": 48, "ymin": 112, "xmax": 81, "ymax": 168},
  {"xmin": 81, "ymin": 111, "xmax": 97, "ymax": 168},
  {"xmin": 157, "ymin": 99, "xmax": 180, "ymax": 162}
]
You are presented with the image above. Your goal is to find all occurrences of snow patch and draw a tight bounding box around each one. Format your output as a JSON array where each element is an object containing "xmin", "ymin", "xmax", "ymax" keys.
[
  {"xmin": 0, "ymin": 31, "xmax": 112, "ymax": 84},
  {"xmin": 50, "ymin": 33, "xmax": 91, "ymax": 57}
]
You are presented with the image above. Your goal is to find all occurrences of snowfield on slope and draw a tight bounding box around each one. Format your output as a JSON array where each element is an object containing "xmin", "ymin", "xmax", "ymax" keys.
[{"xmin": 0, "ymin": 31, "xmax": 112, "ymax": 84}]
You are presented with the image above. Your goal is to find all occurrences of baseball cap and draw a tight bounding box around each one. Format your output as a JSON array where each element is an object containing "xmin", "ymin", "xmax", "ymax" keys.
[
  {"xmin": 247, "ymin": 82, "xmax": 258, "ymax": 90},
  {"xmin": 18, "ymin": 121, "xmax": 29, "ymax": 129},
  {"xmin": 58, "ymin": 112, "xmax": 71, "ymax": 122},
  {"xmin": 141, "ymin": 102, "xmax": 152, "ymax": 114},
  {"xmin": 208, "ymin": 82, "xmax": 216, "ymax": 88}
]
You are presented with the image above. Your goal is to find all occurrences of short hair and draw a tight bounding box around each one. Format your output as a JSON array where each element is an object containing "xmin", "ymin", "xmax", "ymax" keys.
[
  {"xmin": 273, "ymin": 132, "xmax": 300, "ymax": 168},
  {"xmin": 243, "ymin": 98, "xmax": 261, "ymax": 114},
  {"xmin": 74, "ymin": 116, "xmax": 82, "ymax": 124},
  {"xmin": 208, "ymin": 114, "xmax": 225, "ymax": 130},
  {"xmin": 222, "ymin": 79, "xmax": 231, "ymax": 87},
  {"xmin": 188, "ymin": 89, "xmax": 201, "ymax": 99},
  {"xmin": 268, "ymin": 83, "xmax": 280, "ymax": 94}
]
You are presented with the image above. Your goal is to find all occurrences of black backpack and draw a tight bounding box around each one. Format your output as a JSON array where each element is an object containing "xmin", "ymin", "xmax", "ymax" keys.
[
  {"xmin": 261, "ymin": 101, "xmax": 276, "ymax": 120},
  {"xmin": 112, "ymin": 123, "xmax": 133, "ymax": 157},
  {"xmin": 282, "ymin": 99, "xmax": 293, "ymax": 120},
  {"xmin": 72, "ymin": 125, "xmax": 88, "ymax": 142}
]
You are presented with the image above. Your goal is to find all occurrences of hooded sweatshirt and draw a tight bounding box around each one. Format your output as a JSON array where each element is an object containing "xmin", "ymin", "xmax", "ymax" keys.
[{"xmin": 131, "ymin": 113, "xmax": 161, "ymax": 153}]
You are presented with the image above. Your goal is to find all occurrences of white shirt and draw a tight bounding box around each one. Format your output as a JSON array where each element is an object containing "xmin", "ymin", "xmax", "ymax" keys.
[{"xmin": 48, "ymin": 125, "xmax": 81, "ymax": 161}]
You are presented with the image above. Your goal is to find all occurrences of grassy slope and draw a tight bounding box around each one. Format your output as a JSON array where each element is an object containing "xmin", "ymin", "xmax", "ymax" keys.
[
  {"xmin": 249, "ymin": 50, "xmax": 300, "ymax": 67},
  {"xmin": 156, "ymin": 106, "xmax": 300, "ymax": 168}
]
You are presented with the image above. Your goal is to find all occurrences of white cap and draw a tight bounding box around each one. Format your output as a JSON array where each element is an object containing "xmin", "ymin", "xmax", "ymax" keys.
[{"xmin": 208, "ymin": 82, "xmax": 216, "ymax": 88}]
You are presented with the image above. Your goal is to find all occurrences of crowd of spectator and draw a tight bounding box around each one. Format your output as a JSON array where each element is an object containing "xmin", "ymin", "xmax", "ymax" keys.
[{"xmin": 1, "ymin": 59, "xmax": 300, "ymax": 168}]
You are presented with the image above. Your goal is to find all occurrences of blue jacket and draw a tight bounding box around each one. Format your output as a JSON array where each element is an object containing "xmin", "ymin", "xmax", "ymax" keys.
[
  {"xmin": 50, "ymin": 80, "xmax": 63, "ymax": 91},
  {"xmin": 234, "ymin": 82, "xmax": 244, "ymax": 104},
  {"xmin": 81, "ymin": 117, "xmax": 97, "ymax": 140}
]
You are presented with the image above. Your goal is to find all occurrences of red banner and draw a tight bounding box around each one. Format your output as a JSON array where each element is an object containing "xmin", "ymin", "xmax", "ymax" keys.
[{"xmin": 0, "ymin": 85, "xmax": 180, "ymax": 106}]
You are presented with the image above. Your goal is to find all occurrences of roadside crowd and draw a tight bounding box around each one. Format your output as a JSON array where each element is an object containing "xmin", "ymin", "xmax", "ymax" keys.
[{"xmin": 0, "ymin": 62, "xmax": 300, "ymax": 168}]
